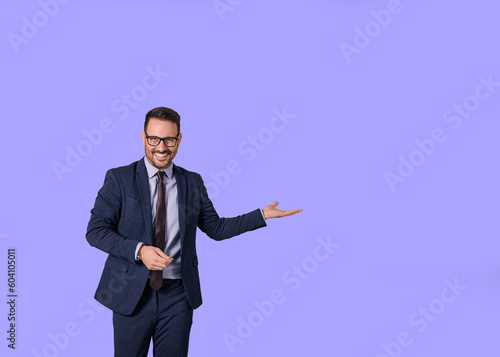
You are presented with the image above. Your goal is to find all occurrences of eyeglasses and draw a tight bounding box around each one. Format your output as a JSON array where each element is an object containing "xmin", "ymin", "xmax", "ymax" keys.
[{"xmin": 145, "ymin": 132, "xmax": 179, "ymax": 147}]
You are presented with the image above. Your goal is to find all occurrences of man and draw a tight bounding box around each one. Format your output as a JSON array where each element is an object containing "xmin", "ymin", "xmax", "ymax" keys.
[{"xmin": 86, "ymin": 107, "xmax": 301, "ymax": 356}]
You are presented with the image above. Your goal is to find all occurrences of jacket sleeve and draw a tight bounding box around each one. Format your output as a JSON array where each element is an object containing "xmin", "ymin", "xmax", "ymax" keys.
[
  {"xmin": 86, "ymin": 169, "xmax": 138, "ymax": 263},
  {"xmin": 196, "ymin": 177, "xmax": 267, "ymax": 240}
]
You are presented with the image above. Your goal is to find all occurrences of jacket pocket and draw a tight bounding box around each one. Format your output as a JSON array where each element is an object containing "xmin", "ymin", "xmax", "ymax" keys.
[
  {"xmin": 105, "ymin": 258, "xmax": 129, "ymax": 272},
  {"xmin": 126, "ymin": 196, "xmax": 141, "ymax": 204}
]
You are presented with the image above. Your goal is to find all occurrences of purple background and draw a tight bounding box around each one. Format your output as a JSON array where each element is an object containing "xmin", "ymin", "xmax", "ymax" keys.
[{"xmin": 2, "ymin": 1, "xmax": 500, "ymax": 356}]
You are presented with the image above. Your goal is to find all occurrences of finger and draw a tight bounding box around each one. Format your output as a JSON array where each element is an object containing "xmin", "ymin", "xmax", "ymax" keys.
[
  {"xmin": 147, "ymin": 260, "xmax": 165, "ymax": 270},
  {"xmin": 154, "ymin": 248, "xmax": 170, "ymax": 259},
  {"xmin": 155, "ymin": 256, "xmax": 171, "ymax": 265},
  {"xmin": 149, "ymin": 265, "xmax": 165, "ymax": 270},
  {"xmin": 280, "ymin": 209, "xmax": 303, "ymax": 217},
  {"xmin": 151, "ymin": 259, "xmax": 170, "ymax": 269},
  {"xmin": 270, "ymin": 201, "xmax": 279, "ymax": 208}
]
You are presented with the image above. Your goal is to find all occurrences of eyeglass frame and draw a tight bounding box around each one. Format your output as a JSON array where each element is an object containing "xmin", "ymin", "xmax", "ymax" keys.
[{"xmin": 144, "ymin": 132, "xmax": 180, "ymax": 147}]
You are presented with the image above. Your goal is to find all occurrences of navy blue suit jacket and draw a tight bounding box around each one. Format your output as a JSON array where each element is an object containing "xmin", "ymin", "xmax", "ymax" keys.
[{"xmin": 86, "ymin": 158, "xmax": 266, "ymax": 315}]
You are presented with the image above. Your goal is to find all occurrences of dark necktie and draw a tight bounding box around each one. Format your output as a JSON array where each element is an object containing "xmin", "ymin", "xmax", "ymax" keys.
[{"xmin": 151, "ymin": 171, "xmax": 166, "ymax": 291}]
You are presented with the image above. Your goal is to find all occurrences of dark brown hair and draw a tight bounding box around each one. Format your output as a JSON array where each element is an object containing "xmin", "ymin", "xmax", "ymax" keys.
[{"xmin": 144, "ymin": 107, "xmax": 181, "ymax": 133}]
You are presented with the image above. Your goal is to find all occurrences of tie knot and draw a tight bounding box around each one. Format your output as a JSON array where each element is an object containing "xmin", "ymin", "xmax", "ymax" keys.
[{"xmin": 156, "ymin": 171, "xmax": 165, "ymax": 180}]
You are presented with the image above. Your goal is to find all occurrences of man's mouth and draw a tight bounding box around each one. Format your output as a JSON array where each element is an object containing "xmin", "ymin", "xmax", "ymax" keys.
[{"xmin": 154, "ymin": 152, "xmax": 170, "ymax": 158}]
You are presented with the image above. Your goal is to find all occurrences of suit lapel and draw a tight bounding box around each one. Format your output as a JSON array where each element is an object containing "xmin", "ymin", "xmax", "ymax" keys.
[
  {"xmin": 136, "ymin": 158, "xmax": 154, "ymax": 245},
  {"xmin": 173, "ymin": 164, "xmax": 186, "ymax": 246}
]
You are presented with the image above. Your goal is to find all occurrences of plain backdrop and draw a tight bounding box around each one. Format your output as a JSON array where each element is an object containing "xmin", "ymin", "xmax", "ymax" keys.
[{"xmin": 1, "ymin": 1, "xmax": 500, "ymax": 356}]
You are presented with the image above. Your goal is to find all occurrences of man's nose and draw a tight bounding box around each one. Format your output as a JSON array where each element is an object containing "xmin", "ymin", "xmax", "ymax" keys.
[{"xmin": 157, "ymin": 140, "xmax": 168, "ymax": 150}]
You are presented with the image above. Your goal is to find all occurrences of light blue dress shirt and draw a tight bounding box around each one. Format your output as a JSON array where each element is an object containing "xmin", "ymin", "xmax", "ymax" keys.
[{"xmin": 135, "ymin": 157, "xmax": 182, "ymax": 279}]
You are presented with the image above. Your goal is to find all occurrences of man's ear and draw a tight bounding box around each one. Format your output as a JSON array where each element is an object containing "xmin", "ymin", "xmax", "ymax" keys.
[{"xmin": 142, "ymin": 131, "xmax": 147, "ymax": 147}]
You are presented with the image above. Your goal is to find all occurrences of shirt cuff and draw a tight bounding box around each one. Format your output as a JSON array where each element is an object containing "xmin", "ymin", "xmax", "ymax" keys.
[
  {"xmin": 260, "ymin": 208, "xmax": 266, "ymax": 221},
  {"xmin": 135, "ymin": 242, "xmax": 144, "ymax": 261}
]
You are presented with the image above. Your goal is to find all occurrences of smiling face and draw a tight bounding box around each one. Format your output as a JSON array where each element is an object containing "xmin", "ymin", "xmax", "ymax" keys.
[{"xmin": 142, "ymin": 118, "xmax": 182, "ymax": 170}]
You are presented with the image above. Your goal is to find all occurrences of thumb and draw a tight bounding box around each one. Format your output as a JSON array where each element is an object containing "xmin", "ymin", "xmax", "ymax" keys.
[{"xmin": 271, "ymin": 201, "xmax": 279, "ymax": 208}]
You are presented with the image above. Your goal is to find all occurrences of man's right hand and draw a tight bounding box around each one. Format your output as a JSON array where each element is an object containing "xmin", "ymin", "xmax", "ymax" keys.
[{"xmin": 139, "ymin": 245, "xmax": 173, "ymax": 270}]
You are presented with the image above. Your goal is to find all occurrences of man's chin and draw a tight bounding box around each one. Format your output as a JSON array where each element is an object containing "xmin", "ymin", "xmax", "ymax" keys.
[
  {"xmin": 153, "ymin": 159, "xmax": 172, "ymax": 170},
  {"xmin": 145, "ymin": 153, "xmax": 174, "ymax": 169}
]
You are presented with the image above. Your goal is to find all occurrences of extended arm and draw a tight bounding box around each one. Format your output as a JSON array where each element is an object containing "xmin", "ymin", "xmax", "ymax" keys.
[
  {"xmin": 197, "ymin": 178, "xmax": 267, "ymax": 240},
  {"xmin": 196, "ymin": 179, "xmax": 302, "ymax": 240}
]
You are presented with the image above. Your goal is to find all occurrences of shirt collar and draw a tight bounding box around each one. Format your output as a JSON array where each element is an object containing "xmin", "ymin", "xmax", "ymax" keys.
[{"xmin": 143, "ymin": 156, "xmax": 174, "ymax": 180}]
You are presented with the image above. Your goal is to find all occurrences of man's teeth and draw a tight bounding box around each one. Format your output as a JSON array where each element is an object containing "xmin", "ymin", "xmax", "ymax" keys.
[{"xmin": 155, "ymin": 153, "xmax": 169, "ymax": 157}]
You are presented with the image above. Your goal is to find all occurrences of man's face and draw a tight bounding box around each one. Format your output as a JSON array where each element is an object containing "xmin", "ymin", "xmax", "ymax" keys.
[{"xmin": 142, "ymin": 118, "xmax": 182, "ymax": 170}]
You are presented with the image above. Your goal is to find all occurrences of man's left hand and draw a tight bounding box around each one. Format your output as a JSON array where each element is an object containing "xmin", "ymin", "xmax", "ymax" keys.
[{"xmin": 262, "ymin": 201, "xmax": 302, "ymax": 219}]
